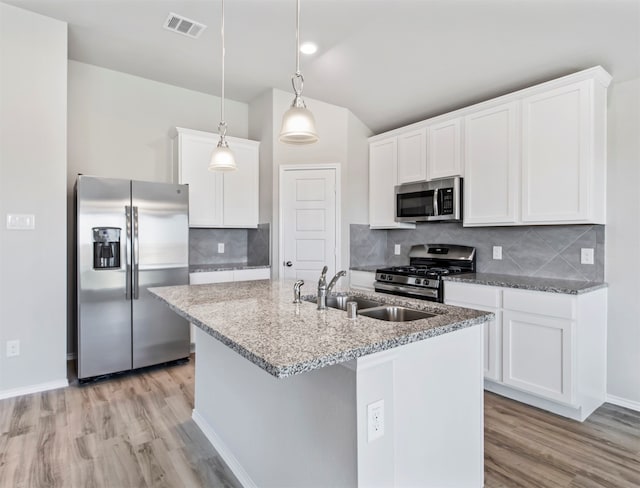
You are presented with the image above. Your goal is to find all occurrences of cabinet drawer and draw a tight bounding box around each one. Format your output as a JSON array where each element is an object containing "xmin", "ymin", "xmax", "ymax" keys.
[
  {"xmin": 234, "ymin": 268, "xmax": 270, "ymax": 281},
  {"xmin": 189, "ymin": 271, "xmax": 234, "ymax": 285},
  {"xmin": 444, "ymin": 282, "xmax": 501, "ymax": 308},
  {"xmin": 503, "ymin": 288, "xmax": 575, "ymax": 319}
]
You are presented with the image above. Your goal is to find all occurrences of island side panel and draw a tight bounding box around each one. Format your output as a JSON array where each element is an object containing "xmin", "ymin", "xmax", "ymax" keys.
[
  {"xmin": 393, "ymin": 325, "xmax": 484, "ymax": 487},
  {"xmin": 192, "ymin": 327, "xmax": 358, "ymax": 488}
]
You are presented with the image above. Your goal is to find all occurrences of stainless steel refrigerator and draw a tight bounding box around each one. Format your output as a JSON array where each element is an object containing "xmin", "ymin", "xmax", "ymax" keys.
[{"xmin": 76, "ymin": 175, "xmax": 190, "ymax": 380}]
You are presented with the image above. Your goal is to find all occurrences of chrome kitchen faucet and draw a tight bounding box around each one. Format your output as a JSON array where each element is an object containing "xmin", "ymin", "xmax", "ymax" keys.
[{"xmin": 317, "ymin": 267, "xmax": 347, "ymax": 310}]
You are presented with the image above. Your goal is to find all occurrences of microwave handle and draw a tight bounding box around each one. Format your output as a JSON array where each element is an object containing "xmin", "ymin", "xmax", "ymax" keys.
[{"xmin": 433, "ymin": 188, "xmax": 439, "ymax": 216}]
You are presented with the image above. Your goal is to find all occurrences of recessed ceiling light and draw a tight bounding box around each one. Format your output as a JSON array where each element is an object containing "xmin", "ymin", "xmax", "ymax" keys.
[{"xmin": 300, "ymin": 42, "xmax": 318, "ymax": 55}]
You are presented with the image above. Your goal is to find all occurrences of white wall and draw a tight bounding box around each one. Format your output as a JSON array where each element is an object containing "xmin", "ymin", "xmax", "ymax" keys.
[
  {"xmin": 0, "ymin": 3, "xmax": 68, "ymax": 394},
  {"xmin": 606, "ymin": 77, "xmax": 640, "ymax": 407},
  {"xmin": 255, "ymin": 88, "xmax": 371, "ymax": 279},
  {"xmin": 66, "ymin": 61, "xmax": 250, "ymax": 354}
]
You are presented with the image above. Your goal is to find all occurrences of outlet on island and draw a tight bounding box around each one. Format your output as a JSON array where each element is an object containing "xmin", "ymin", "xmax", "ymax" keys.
[{"xmin": 218, "ymin": 243, "xmax": 225, "ymax": 254}]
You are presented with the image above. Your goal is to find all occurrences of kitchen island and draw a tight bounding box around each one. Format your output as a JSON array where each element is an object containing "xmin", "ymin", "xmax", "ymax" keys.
[{"xmin": 150, "ymin": 280, "xmax": 491, "ymax": 488}]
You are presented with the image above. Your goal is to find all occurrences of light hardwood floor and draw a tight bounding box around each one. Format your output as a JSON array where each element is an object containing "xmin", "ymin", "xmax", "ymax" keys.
[{"xmin": 0, "ymin": 357, "xmax": 638, "ymax": 487}]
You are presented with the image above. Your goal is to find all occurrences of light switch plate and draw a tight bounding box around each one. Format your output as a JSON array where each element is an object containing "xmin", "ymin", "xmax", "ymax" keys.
[
  {"xmin": 6, "ymin": 214, "xmax": 35, "ymax": 230},
  {"xmin": 581, "ymin": 248, "xmax": 594, "ymax": 265},
  {"xmin": 493, "ymin": 246, "xmax": 502, "ymax": 260},
  {"xmin": 218, "ymin": 243, "xmax": 225, "ymax": 253},
  {"xmin": 394, "ymin": 244, "xmax": 401, "ymax": 255}
]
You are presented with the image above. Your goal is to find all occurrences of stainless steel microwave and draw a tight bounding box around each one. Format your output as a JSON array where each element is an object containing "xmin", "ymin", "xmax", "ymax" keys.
[{"xmin": 395, "ymin": 177, "xmax": 462, "ymax": 222}]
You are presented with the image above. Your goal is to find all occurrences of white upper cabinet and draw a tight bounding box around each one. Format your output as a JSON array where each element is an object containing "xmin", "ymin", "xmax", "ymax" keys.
[
  {"xmin": 427, "ymin": 117, "xmax": 463, "ymax": 180},
  {"xmin": 221, "ymin": 138, "xmax": 259, "ymax": 227},
  {"xmin": 369, "ymin": 137, "xmax": 415, "ymax": 229},
  {"xmin": 463, "ymin": 67, "xmax": 610, "ymax": 227},
  {"xmin": 368, "ymin": 66, "xmax": 610, "ymax": 228},
  {"xmin": 397, "ymin": 128, "xmax": 427, "ymax": 184},
  {"xmin": 521, "ymin": 79, "xmax": 600, "ymax": 224},
  {"xmin": 464, "ymin": 101, "xmax": 520, "ymax": 226},
  {"xmin": 174, "ymin": 127, "xmax": 259, "ymax": 228}
]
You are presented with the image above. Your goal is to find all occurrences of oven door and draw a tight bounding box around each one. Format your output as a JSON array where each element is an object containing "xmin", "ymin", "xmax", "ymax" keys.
[{"xmin": 395, "ymin": 188, "xmax": 435, "ymax": 222}]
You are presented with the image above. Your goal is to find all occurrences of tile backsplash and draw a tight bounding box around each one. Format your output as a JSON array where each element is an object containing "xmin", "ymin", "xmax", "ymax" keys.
[
  {"xmin": 351, "ymin": 223, "xmax": 604, "ymax": 282},
  {"xmin": 189, "ymin": 223, "xmax": 270, "ymax": 266}
]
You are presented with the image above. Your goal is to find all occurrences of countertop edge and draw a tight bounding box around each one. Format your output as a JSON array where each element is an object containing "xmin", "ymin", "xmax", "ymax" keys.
[
  {"xmin": 443, "ymin": 274, "xmax": 607, "ymax": 295},
  {"xmin": 189, "ymin": 263, "xmax": 271, "ymax": 273}
]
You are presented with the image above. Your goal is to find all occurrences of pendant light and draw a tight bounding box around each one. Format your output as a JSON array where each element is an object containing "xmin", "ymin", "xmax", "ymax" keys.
[
  {"xmin": 209, "ymin": 0, "xmax": 236, "ymax": 171},
  {"xmin": 279, "ymin": 0, "xmax": 319, "ymax": 144}
]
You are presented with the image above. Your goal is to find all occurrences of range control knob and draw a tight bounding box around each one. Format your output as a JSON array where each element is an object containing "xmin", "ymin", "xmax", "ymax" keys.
[{"xmin": 415, "ymin": 278, "xmax": 422, "ymax": 285}]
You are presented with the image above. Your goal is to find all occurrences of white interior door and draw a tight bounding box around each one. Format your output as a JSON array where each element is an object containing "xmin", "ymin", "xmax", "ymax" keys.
[{"xmin": 281, "ymin": 168, "xmax": 337, "ymax": 282}]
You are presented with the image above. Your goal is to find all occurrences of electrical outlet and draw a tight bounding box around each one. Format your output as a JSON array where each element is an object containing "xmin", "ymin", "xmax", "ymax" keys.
[
  {"xmin": 581, "ymin": 248, "xmax": 594, "ymax": 265},
  {"xmin": 367, "ymin": 399, "xmax": 385, "ymax": 442},
  {"xmin": 394, "ymin": 244, "xmax": 401, "ymax": 255},
  {"xmin": 217, "ymin": 243, "xmax": 225, "ymax": 254},
  {"xmin": 6, "ymin": 340, "xmax": 19, "ymax": 357},
  {"xmin": 493, "ymin": 246, "xmax": 503, "ymax": 260}
]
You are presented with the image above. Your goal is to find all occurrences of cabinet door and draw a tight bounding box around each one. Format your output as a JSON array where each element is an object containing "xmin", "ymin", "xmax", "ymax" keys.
[
  {"xmin": 521, "ymin": 79, "xmax": 592, "ymax": 223},
  {"xmin": 349, "ymin": 270, "xmax": 376, "ymax": 291},
  {"xmin": 397, "ymin": 129, "xmax": 427, "ymax": 184},
  {"xmin": 463, "ymin": 102, "xmax": 520, "ymax": 226},
  {"xmin": 369, "ymin": 138, "xmax": 399, "ymax": 228},
  {"xmin": 223, "ymin": 139, "xmax": 259, "ymax": 227},
  {"xmin": 502, "ymin": 310, "xmax": 574, "ymax": 404},
  {"xmin": 178, "ymin": 133, "xmax": 223, "ymax": 227},
  {"xmin": 427, "ymin": 117, "xmax": 462, "ymax": 180}
]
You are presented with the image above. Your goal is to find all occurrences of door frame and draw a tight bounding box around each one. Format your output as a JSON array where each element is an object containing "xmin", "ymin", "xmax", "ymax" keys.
[{"xmin": 278, "ymin": 163, "xmax": 342, "ymax": 282}]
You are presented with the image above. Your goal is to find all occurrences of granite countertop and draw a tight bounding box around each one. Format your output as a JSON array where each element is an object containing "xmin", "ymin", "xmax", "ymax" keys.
[
  {"xmin": 149, "ymin": 280, "xmax": 491, "ymax": 379},
  {"xmin": 444, "ymin": 273, "xmax": 607, "ymax": 295},
  {"xmin": 189, "ymin": 263, "xmax": 271, "ymax": 273}
]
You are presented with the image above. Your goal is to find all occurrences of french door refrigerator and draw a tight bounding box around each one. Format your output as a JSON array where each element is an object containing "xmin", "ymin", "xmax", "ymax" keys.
[{"xmin": 76, "ymin": 175, "xmax": 190, "ymax": 380}]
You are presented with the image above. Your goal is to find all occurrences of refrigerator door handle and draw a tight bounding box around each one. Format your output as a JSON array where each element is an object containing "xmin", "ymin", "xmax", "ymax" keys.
[
  {"xmin": 133, "ymin": 206, "xmax": 140, "ymax": 299},
  {"xmin": 125, "ymin": 205, "xmax": 132, "ymax": 300}
]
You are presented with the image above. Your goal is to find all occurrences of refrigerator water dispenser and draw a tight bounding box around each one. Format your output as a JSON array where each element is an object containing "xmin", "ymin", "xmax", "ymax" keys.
[{"xmin": 92, "ymin": 227, "xmax": 121, "ymax": 269}]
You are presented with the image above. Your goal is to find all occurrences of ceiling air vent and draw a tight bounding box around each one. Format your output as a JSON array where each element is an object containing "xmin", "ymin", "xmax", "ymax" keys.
[{"xmin": 163, "ymin": 12, "xmax": 207, "ymax": 39}]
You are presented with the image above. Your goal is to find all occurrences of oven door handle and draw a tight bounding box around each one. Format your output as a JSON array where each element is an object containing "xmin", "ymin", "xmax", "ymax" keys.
[{"xmin": 374, "ymin": 282, "xmax": 439, "ymax": 299}]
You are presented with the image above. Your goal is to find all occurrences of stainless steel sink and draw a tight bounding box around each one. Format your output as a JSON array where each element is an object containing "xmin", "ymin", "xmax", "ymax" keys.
[
  {"xmin": 358, "ymin": 306, "xmax": 436, "ymax": 322},
  {"xmin": 304, "ymin": 295, "xmax": 384, "ymax": 311}
]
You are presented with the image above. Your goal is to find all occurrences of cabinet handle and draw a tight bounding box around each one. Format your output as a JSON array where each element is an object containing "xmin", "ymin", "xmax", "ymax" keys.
[{"xmin": 285, "ymin": 261, "xmax": 293, "ymax": 267}]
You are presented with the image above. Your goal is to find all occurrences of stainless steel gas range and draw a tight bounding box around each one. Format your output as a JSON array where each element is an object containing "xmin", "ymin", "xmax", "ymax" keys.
[{"xmin": 374, "ymin": 244, "xmax": 476, "ymax": 302}]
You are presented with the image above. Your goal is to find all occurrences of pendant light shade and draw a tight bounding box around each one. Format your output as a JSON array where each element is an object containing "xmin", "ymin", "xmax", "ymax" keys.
[
  {"xmin": 279, "ymin": 0, "xmax": 318, "ymax": 145},
  {"xmin": 209, "ymin": 0, "xmax": 236, "ymax": 171},
  {"xmin": 209, "ymin": 140, "xmax": 236, "ymax": 171},
  {"xmin": 280, "ymin": 101, "xmax": 319, "ymax": 144}
]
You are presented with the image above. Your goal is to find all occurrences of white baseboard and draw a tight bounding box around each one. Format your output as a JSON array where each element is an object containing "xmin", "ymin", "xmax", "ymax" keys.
[
  {"xmin": 606, "ymin": 394, "xmax": 640, "ymax": 412},
  {"xmin": 0, "ymin": 378, "xmax": 69, "ymax": 401},
  {"xmin": 192, "ymin": 409, "xmax": 256, "ymax": 488}
]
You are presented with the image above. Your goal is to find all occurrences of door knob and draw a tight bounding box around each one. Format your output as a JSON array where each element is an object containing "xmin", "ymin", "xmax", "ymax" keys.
[{"xmin": 285, "ymin": 261, "xmax": 293, "ymax": 267}]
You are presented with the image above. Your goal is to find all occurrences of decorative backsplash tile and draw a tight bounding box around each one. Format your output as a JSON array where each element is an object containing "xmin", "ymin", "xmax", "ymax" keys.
[
  {"xmin": 189, "ymin": 228, "xmax": 248, "ymax": 265},
  {"xmin": 350, "ymin": 224, "xmax": 387, "ymax": 268},
  {"xmin": 189, "ymin": 225, "xmax": 271, "ymax": 266},
  {"xmin": 351, "ymin": 223, "xmax": 605, "ymax": 282},
  {"xmin": 248, "ymin": 223, "xmax": 270, "ymax": 266}
]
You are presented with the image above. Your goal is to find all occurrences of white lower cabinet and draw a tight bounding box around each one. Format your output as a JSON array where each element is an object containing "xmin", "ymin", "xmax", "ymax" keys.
[
  {"xmin": 444, "ymin": 281, "xmax": 607, "ymax": 421},
  {"xmin": 502, "ymin": 310, "xmax": 573, "ymax": 404},
  {"xmin": 349, "ymin": 270, "xmax": 376, "ymax": 291},
  {"xmin": 445, "ymin": 282, "xmax": 502, "ymax": 382}
]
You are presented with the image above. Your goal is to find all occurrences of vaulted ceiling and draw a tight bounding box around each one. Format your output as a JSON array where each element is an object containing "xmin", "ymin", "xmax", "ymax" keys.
[{"xmin": 6, "ymin": 0, "xmax": 640, "ymax": 133}]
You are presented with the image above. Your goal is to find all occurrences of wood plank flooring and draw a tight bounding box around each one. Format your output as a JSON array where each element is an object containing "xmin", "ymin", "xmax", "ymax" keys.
[{"xmin": 0, "ymin": 357, "xmax": 638, "ymax": 487}]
